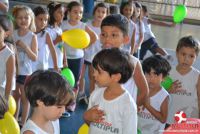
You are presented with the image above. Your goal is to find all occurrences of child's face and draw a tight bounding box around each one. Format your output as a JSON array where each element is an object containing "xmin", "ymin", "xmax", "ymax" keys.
[
  {"xmin": 42, "ymin": 105, "xmax": 65, "ymax": 121},
  {"xmin": 94, "ymin": 7, "xmax": 107, "ymax": 22},
  {"xmin": 35, "ymin": 14, "xmax": 48, "ymax": 31},
  {"xmin": 53, "ymin": 7, "xmax": 65, "ymax": 24},
  {"xmin": 145, "ymin": 69, "xmax": 163, "ymax": 90},
  {"xmin": 0, "ymin": 26, "xmax": 5, "ymax": 43},
  {"xmin": 93, "ymin": 66, "xmax": 112, "ymax": 87},
  {"xmin": 68, "ymin": 6, "xmax": 83, "ymax": 22},
  {"xmin": 122, "ymin": 5, "xmax": 134, "ymax": 19},
  {"xmin": 176, "ymin": 46, "xmax": 197, "ymax": 70},
  {"xmin": 15, "ymin": 10, "xmax": 31, "ymax": 30},
  {"xmin": 134, "ymin": 7, "xmax": 141, "ymax": 18},
  {"xmin": 100, "ymin": 26, "xmax": 129, "ymax": 48}
]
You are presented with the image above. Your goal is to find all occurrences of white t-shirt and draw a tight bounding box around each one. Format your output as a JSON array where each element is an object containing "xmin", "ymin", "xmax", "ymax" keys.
[
  {"xmin": 32, "ymin": 31, "xmax": 50, "ymax": 72},
  {"xmin": 88, "ymin": 87, "xmax": 137, "ymax": 134},
  {"xmin": 0, "ymin": 45, "xmax": 15, "ymax": 96},
  {"xmin": 46, "ymin": 26, "xmax": 63, "ymax": 68},
  {"xmin": 138, "ymin": 87, "xmax": 169, "ymax": 134},
  {"xmin": 167, "ymin": 66, "xmax": 200, "ymax": 124},
  {"xmin": 142, "ymin": 17, "xmax": 155, "ymax": 42},
  {"xmin": 21, "ymin": 119, "xmax": 60, "ymax": 134},
  {"xmin": 13, "ymin": 30, "xmax": 35, "ymax": 75},
  {"xmin": 84, "ymin": 21, "xmax": 101, "ymax": 63},
  {"xmin": 61, "ymin": 21, "xmax": 86, "ymax": 59}
]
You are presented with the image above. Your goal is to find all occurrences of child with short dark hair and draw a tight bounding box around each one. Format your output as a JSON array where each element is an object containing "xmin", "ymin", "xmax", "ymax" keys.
[
  {"xmin": 0, "ymin": 94, "xmax": 8, "ymax": 119},
  {"xmin": 85, "ymin": 48, "xmax": 137, "ymax": 134},
  {"xmin": 21, "ymin": 70, "xmax": 74, "ymax": 134},
  {"xmin": 138, "ymin": 55, "xmax": 171, "ymax": 134},
  {"xmin": 167, "ymin": 36, "xmax": 200, "ymax": 124}
]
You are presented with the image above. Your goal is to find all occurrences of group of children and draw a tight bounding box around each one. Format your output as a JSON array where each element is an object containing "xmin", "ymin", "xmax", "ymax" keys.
[{"xmin": 0, "ymin": 0, "xmax": 199, "ymax": 134}]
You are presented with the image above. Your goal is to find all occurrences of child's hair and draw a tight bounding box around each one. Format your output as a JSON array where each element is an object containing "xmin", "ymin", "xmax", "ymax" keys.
[
  {"xmin": 12, "ymin": 5, "xmax": 35, "ymax": 32},
  {"xmin": 67, "ymin": 1, "xmax": 82, "ymax": 12},
  {"xmin": 92, "ymin": 48, "xmax": 134, "ymax": 84},
  {"xmin": 47, "ymin": 2, "xmax": 63, "ymax": 26},
  {"xmin": 93, "ymin": 2, "xmax": 108, "ymax": 15},
  {"xmin": 109, "ymin": 5, "xmax": 119, "ymax": 14},
  {"xmin": 0, "ymin": 94, "xmax": 8, "ymax": 119},
  {"xmin": 24, "ymin": 70, "xmax": 74, "ymax": 107},
  {"xmin": 142, "ymin": 5, "xmax": 147, "ymax": 13},
  {"xmin": 101, "ymin": 14, "xmax": 129, "ymax": 36},
  {"xmin": 176, "ymin": 35, "xmax": 200, "ymax": 56},
  {"xmin": 0, "ymin": 15, "xmax": 9, "ymax": 31},
  {"xmin": 33, "ymin": 6, "xmax": 48, "ymax": 36},
  {"xmin": 142, "ymin": 55, "xmax": 171, "ymax": 77}
]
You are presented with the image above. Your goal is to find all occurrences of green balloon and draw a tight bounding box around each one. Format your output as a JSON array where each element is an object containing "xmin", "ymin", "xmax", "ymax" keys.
[
  {"xmin": 161, "ymin": 76, "xmax": 173, "ymax": 90},
  {"xmin": 61, "ymin": 68, "xmax": 75, "ymax": 87},
  {"xmin": 173, "ymin": 5, "xmax": 187, "ymax": 23},
  {"xmin": 137, "ymin": 128, "xmax": 141, "ymax": 134}
]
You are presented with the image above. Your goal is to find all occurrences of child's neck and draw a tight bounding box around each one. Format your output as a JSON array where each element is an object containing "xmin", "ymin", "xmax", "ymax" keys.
[
  {"xmin": 68, "ymin": 19, "xmax": 79, "ymax": 26},
  {"xmin": 176, "ymin": 64, "xmax": 192, "ymax": 75},
  {"xmin": 18, "ymin": 28, "xmax": 29, "ymax": 36},
  {"xmin": 0, "ymin": 42, "xmax": 6, "ymax": 51},
  {"xmin": 92, "ymin": 19, "xmax": 101, "ymax": 27},
  {"xmin": 104, "ymin": 83, "xmax": 125, "ymax": 100},
  {"xmin": 149, "ymin": 86, "xmax": 161, "ymax": 97}
]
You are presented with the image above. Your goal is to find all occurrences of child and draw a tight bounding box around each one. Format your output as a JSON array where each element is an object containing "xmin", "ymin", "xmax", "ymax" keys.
[
  {"xmin": 120, "ymin": 1, "xmax": 136, "ymax": 54},
  {"xmin": 167, "ymin": 36, "xmax": 200, "ymax": 124},
  {"xmin": 47, "ymin": 2, "xmax": 66, "ymax": 70},
  {"xmin": 21, "ymin": 70, "xmax": 74, "ymax": 134},
  {"xmin": 32, "ymin": 6, "xmax": 58, "ymax": 72},
  {"xmin": 0, "ymin": 15, "xmax": 15, "ymax": 100},
  {"xmin": 131, "ymin": 1, "xmax": 145, "ymax": 58},
  {"xmin": 79, "ymin": 3, "xmax": 108, "ymax": 102},
  {"xmin": 0, "ymin": 94, "xmax": 8, "ymax": 119},
  {"xmin": 61, "ymin": 1, "xmax": 97, "ymax": 111},
  {"xmin": 12, "ymin": 5, "xmax": 38, "ymax": 126},
  {"xmin": 84, "ymin": 48, "xmax": 137, "ymax": 134},
  {"xmin": 140, "ymin": 5, "xmax": 175, "ymax": 60},
  {"xmin": 84, "ymin": 14, "xmax": 149, "ymax": 124},
  {"xmin": 138, "ymin": 55, "xmax": 170, "ymax": 134}
]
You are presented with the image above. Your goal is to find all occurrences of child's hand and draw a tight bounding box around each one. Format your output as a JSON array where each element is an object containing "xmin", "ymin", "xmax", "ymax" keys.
[
  {"xmin": 169, "ymin": 80, "xmax": 182, "ymax": 93},
  {"xmin": 84, "ymin": 105, "xmax": 105, "ymax": 123}
]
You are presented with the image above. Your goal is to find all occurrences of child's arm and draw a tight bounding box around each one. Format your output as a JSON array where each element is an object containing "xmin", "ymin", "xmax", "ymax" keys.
[
  {"xmin": 85, "ymin": 26, "xmax": 98, "ymax": 47},
  {"xmin": 83, "ymin": 105, "xmax": 105, "ymax": 125},
  {"xmin": 16, "ymin": 35, "xmax": 38, "ymax": 61},
  {"xmin": 135, "ymin": 21, "xmax": 144, "ymax": 53},
  {"xmin": 134, "ymin": 62, "xmax": 149, "ymax": 106},
  {"xmin": 5, "ymin": 54, "xmax": 15, "ymax": 100},
  {"xmin": 145, "ymin": 96, "xmax": 169, "ymax": 123},
  {"xmin": 46, "ymin": 33, "xmax": 59, "ymax": 71},
  {"xmin": 197, "ymin": 74, "xmax": 200, "ymax": 117},
  {"xmin": 23, "ymin": 130, "xmax": 34, "ymax": 134},
  {"xmin": 130, "ymin": 24, "xmax": 136, "ymax": 55},
  {"xmin": 148, "ymin": 18, "xmax": 175, "ymax": 27}
]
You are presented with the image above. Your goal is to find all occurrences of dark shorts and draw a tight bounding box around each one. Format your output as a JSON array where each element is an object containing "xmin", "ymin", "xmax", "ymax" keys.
[
  {"xmin": 84, "ymin": 60, "xmax": 91, "ymax": 65},
  {"xmin": 16, "ymin": 75, "xmax": 27, "ymax": 85},
  {"xmin": 140, "ymin": 37, "xmax": 160, "ymax": 60}
]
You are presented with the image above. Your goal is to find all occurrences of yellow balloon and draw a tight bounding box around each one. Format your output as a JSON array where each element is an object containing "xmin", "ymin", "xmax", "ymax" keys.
[
  {"xmin": 78, "ymin": 123, "xmax": 89, "ymax": 134},
  {"xmin": 8, "ymin": 95, "xmax": 16, "ymax": 115},
  {"xmin": 0, "ymin": 112, "xmax": 20, "ymax": 134},
  {"xmin": 62, "ymin": 29, "xmax": 90, "ymax": 49}
]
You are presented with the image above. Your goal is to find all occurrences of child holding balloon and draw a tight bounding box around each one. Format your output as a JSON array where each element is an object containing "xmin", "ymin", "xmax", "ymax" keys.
[
  {"xmin": 32, "ymin": 6, "xmax": 58, "ymax": 72},
  {"xmin": 138, "ymin": 55, "xmax": 170, "ymax": 134},
  {"xmin": 78, "ymin": 2, "xmax": 108, "ymax": 102},
  {"xmin": 0, "ymin": 15, "xmax": 15, "ymax": 100},
  {"xmin": 12, "ymin": 5, "xmax": 38, "ymax": 126},
  {"xmin": 167, "ymin": 36, "xmax": 200, "ymax": 124},
  {"xmin": 21, "ymin": 70, "xmax": 74, "ymax": 134},
  {"xmin": 61, "ymin": 1, "xmax": 97, "ymax": 111}
]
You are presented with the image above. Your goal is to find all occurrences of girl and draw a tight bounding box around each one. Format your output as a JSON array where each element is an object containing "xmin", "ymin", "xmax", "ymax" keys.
[
  {"xmin": 120, "ymin": 1, "xmax": 136, "ymax": 54},
  {"xmin": 12, "ymin": 5, "xmax": 38, "ymax": 126},
  {"xmin": 33, "ymin": 6, "xmax": 58, "ymax": 72},
  {"xmin": 131, "ymin": 1, "xmax": 145, "ymax": 58},
  {"xmin": 79, "ymin": 3, "xmax": 108, "ymax": 102},
  {"xmin": 21, "ymin": 70, "xmax": 74, "ymax": 134},
  {"xmin": 61, "ymin": 1, "xmax": 97, "ymax": 111},
  {"xmin": 0, "ymin": 15, "xmax": 15, "ymax": 100},
  {"xmin": 46, "ymin": 2, "xmax": 66, "ymax": 71}
]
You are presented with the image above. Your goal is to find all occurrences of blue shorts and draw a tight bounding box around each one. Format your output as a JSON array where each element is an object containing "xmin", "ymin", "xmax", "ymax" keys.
[{"xmin": 16, "ymin": 75, "xmax": 27, "ymax": 85}]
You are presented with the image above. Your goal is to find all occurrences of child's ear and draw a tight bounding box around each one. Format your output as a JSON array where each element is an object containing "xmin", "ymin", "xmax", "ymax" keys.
[
  {"xmin": 123, "ymin": 35, "xmax": 130, "ymax": 45},
  {"xmin": 111, "ymin": 73, "xmax": 121, "ymax": 82},
  {"xmin": 5, "ymin": 31, "xmax": 11, "ymax": 38},
  {"xmin": 36, "ymin": 100, "xmax": 44, "ymax": 106}
]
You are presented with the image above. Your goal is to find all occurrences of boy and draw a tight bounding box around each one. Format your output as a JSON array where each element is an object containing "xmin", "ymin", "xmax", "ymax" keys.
[
  {"xmin": 167, "ymin": 36, "xmax": 200, "ymax": 124},
  {"xmin": 85, "ymin": 48, "xmax": 137, "ymax": 134},
  {"xmin": 21, "ymin": 70, "xmax": 74, "ymax": 134},
  {"xmin": 138, "ymin": 55, "xmax": 170, "ymax": 134}
]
